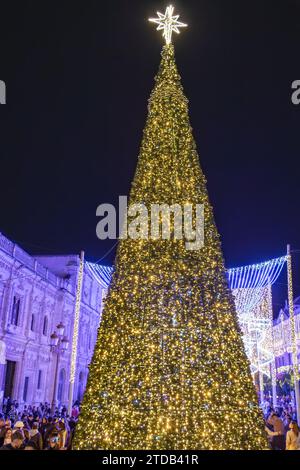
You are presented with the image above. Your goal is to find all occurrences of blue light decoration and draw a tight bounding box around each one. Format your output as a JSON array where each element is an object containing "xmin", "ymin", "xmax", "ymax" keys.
[
  {"xmin": 228, "ymin": 256, "xmax": 287, "ymax": 314},
  {"xmin": 227, "ymin": 256, "xmax": 287, "ymax": 378},
  {"xmin": 86, "ymin": 256, "xmax": 287, "ymax": 379},
  {"xmin": 86, "ymin": 262, "xmax": 113, "ymax": 289}
]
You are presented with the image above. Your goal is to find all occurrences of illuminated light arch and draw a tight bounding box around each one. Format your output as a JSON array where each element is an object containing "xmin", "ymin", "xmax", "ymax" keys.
[
  {"xmin": 228, "ymin": 256, "xmax": 286, "ymax": 314},
  {"xmin": 86, "ymin": 262, "xmax": 112, "ymax": 289},
  {"xmin": 86, "ymin": 256, "xmax": 287, "ymax": 379}
]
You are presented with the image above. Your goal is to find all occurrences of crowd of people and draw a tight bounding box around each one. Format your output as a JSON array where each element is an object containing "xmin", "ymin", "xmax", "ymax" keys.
[
  {"xmin": 262, "ymin": 395, "xmax": 300, "ymax": 450},
  {"xmin": 1, "ymin": 395, "xmax": 300, "ymax": 450},
  {"xmin": 0, "ymin": 398, "xmax": 80, "ymax": 451}
]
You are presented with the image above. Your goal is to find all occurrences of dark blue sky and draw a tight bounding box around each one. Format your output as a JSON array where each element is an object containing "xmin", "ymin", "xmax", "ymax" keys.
[{"xmin": 0, "ymin": 0, "xmax": 299, "ymax": 308}]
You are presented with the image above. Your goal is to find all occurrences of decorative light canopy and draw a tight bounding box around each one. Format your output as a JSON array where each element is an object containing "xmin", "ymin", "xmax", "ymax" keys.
[
  {"xmin": 149, "ymin": 5, "xmax": 187, "ymax": 45},
  {"xmin": 86, "ymin": 256, "xmax": 287, "ymax": 298},
  {"xmin": 228, "ymin": 256, "xmax": 286, "ymax": 314},
  {"xmin": 86, "ymin": 262, "xmax": 113, "ymax": 289},
  {"xmin": 86, "ymin": 256, "xmax": 287, "ymax": 382}
]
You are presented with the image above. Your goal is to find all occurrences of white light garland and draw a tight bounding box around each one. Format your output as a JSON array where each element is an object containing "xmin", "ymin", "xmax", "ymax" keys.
[
  {"xmin": 86, "ymin": 256, "xmax": 287, "ymax": 386},
  {"xmin": 86, "ymin": 256, "xmax": 287, "ymax": 306},
  {"xmin": 86, "ymin": 262, "xmax": 112, "ymax": 289},
  {"xmin": 228, "ymin": 256, "xmax": 287, "ymax": 314},
  {"xmin": 69, "ymin": 252, "xmax": 85, "ymax": 385}
]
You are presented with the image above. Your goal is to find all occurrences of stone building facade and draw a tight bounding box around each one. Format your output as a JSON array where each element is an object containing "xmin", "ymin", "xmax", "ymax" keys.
[{"xmin": 0, "ymin": 232, "xmax": 105, "ymax": 409}]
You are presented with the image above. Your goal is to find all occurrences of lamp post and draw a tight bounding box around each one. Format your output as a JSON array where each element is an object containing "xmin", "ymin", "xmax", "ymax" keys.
[
  {"xmin": 50, "ymin": 322, "xmax": 69, "ymax": 413},
  {"xmin": 287, "ymin": 244, "xmax": 300, "ymax": 424},
  {"xmin": 68, "ymin": 251, "xmax": 84, "ymax": 415},
  {"xmin": 268, "ymin": 282, "xmax": 277, "ymax": 408}
]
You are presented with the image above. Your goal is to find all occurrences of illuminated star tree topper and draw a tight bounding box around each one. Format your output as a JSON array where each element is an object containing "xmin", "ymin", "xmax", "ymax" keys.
[{"xmin": 149, "ymin": 4, "xmax": 187, "ymax": 45}]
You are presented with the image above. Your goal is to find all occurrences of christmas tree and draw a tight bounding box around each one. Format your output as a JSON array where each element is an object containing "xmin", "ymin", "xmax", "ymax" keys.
[{"xmin": 74, "ymin": 7, "xmax": 268, "ymax": 450}]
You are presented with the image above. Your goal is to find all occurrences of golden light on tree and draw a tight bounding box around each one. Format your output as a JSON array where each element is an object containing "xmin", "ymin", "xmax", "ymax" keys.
[{"xmin": 73, "ymin": 17, "xmax": 268, "ymax": 450}]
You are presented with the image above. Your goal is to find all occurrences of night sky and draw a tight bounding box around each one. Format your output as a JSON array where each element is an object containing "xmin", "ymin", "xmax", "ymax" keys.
[{"xmin": 0, "ymin": 0, "xmax": 299, "ymax": 310}]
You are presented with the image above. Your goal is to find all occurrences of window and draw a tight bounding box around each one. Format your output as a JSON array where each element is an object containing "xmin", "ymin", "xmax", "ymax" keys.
[
  {"xmin": 23, "ymin": 377, "xmax": 29, "ymax": 402},
  {"xmin": 43, "ymin": 316, "xmax": 48, "ymax": 336},
  {"xmin": 57, "ymin": 369, "xmax": 65, "ymax": 404},
  {"xmin": 30, "ymin": 314, "xmax": 35, "ymax": 332},
  {"xmin": 11, "ymin": 296, "xmax": 20, "ymax": 326},
  {"xmin": 77, "ymin": 371, "xmax": 84, "ymax": 401},
  {"xmin": 37, "ymin": 370, "xmax": 42, "ymax": 390}
]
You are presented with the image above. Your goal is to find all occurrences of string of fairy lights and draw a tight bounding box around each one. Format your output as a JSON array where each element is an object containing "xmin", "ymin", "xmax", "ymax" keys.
[
  {"xmin": 73, "ymin": 9, "xmax": 269, "ymax": 445},
  {"xmin": 1, "ymin": 4, "xmax": 293, "ymax": 448},
  {"xmin": 86, "ymin": 257, "xmax": 287, "ymax": 380},
  {"xmin": 68, "ymin": 251, "xmax": 85, "ymax": 413},
  {"xmin": 228, "ymin": 256, "xmax": 287, "ymax": 314}
]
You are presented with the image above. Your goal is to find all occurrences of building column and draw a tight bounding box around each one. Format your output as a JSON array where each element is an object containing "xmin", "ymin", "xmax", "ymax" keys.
[{"xmin": 0, "ymin": 359, "xmax": 5, "ymax": 410}]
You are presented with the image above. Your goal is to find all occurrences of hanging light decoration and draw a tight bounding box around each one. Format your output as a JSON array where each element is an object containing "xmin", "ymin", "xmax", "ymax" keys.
[{"xmin": 86, "ymin": 256, "xmax": 287, "ymax": 381}]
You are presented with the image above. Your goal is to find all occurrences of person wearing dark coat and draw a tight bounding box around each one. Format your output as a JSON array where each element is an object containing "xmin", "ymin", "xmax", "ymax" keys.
[
  {"xmin": 0, "ymin": 430, "xmax": 23, "ymax": 450},
  {"xmin": 24, "ymin": 440, "xmax": 38, "ymax": 450},
  {"xmin": 0, "ymin": 418, "xmax": 6, "ymax": 447},
  {"xmin": 45, "ymin": 432, "xmax": 62, "ymax": 450},
  {"xmin": 40, "ymin": 417, "xmax": 48, "ymax": 440},
  {"xmin": 267, "ymin": 412, "xmax": 286, "ymax": 450},
  {"xmin": 28, "ymin": 422, "xmax": 43, "ymax": 450},
  {"xmin": 43, "ymin": 417, "xmax": 57, "ymax": 449}
]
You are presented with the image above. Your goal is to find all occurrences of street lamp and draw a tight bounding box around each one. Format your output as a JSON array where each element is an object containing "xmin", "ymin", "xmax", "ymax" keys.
[
  {"xmin": 50, "ymin": 323, "xmax": 69, "ymax": 413},
  {"xmin": 56, "ymin": 322, "xmax": 65, "ymax": 338},
  {"xmin": 50, "ymin": 332, "xmax": 59, "ymax": 348}
]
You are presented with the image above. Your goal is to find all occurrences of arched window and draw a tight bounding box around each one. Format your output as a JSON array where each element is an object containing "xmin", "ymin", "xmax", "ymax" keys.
[
  {"xmin": 57, "ymin": 369, "xmax": 66, "ymax": 404},
  {"xmin": 30, "ymin": 314, "xmax": 35, "ymax": 332},
  {"xmin": 77, "ymin": 371, "xmax": 84, "ymax": 402},
  {"xmin": 43, "ymin": 316, "xmax": 48, "ymax": 336},
  {"xmin": 11, "ymin": 296, "xmax": 21, "ymax": 326},
  {"xmin": 37, "ymin": 370, "xmax": 42, "ymax": 390}
]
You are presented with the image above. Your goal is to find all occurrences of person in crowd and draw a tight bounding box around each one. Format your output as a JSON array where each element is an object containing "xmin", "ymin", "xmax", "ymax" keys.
[
  {"xmin": 45, "ymin": 432, "xmax": 63, "ymax": 451},
  {"xmin": 286, "ymin": 421, "xmax": 300, "ymax": 450},
  {"xmin": 4, "ymin": 419, "xmax": 11, "ymax": 432},
  {"xmin": 0, "ymin": 430, "xmax": 24, "ymax": 450},
  {"xmin": 0, "ymin": 418, "xmax": 6, "ymax": 447},
  {"xmin": 0, "ymin": 399, "xmax": 80, "ymax": 449},
  {"xmin": 282, "ymin": 411, "xmax": 292, "ymax": 433},
  {"xmin": 8, "ymin": 404, "xmax": 17, "ymax": 424},
  {"xmin": 36, "ymin": 405, "xmax": 43, "ymax": 419},
  {"xmin": 267, "ymin": 412, "xmax": 286, "ymax": 450},
  {"xmin": 71, "ymin": 402, "xmax": 80, "ymax": 419},
  {"xmin": 29, "ymin": 422, "xmax": 43, "ymax": 450},
  {"xmin": 24, "ymin": 440, "xmax": 39, "ymax": 450},
  {"xmin": 4, "ymin": 397, "xmax": 12, "ymax": 416},
  {"xmin": 2, "ymin": 397, "xmax": 8, "ymax": 415},
  {"xmin": 22, "ymin": 417, "xmax": 30, "ymax": 430},
  {"xmin": 57, "ymin": 419, "xmax": 69, "ymax": 448},
  {"xmin": 27, "ymin": 414, "xmax": 34, "ymax": 428},
  {"xmin": 68, "ymin": 416, "xmax": 78, "ymax": 448},
  {"xmin": 23, "ymin": 427, "xmax": 30, "ymax": 447},
  {"xmin": 43, "ymin": 417, "xmax": 58, "ymax": 448},
  {"xmin": 40, "ymin": 417, "xmax": 48, "ymax": 439},
  {"xmin": 3, "ymin": 428, "xmax": 13, "ymax": 446},
  {"xmin": 13, "ymin": 420, "xmax": 24, "ymax": 434}
]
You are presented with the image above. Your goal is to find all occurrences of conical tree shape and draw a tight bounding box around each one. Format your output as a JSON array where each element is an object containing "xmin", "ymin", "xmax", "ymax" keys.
[{"xmin": 74, "ymin": 45, "xmax": 268, "ymax": 450}]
